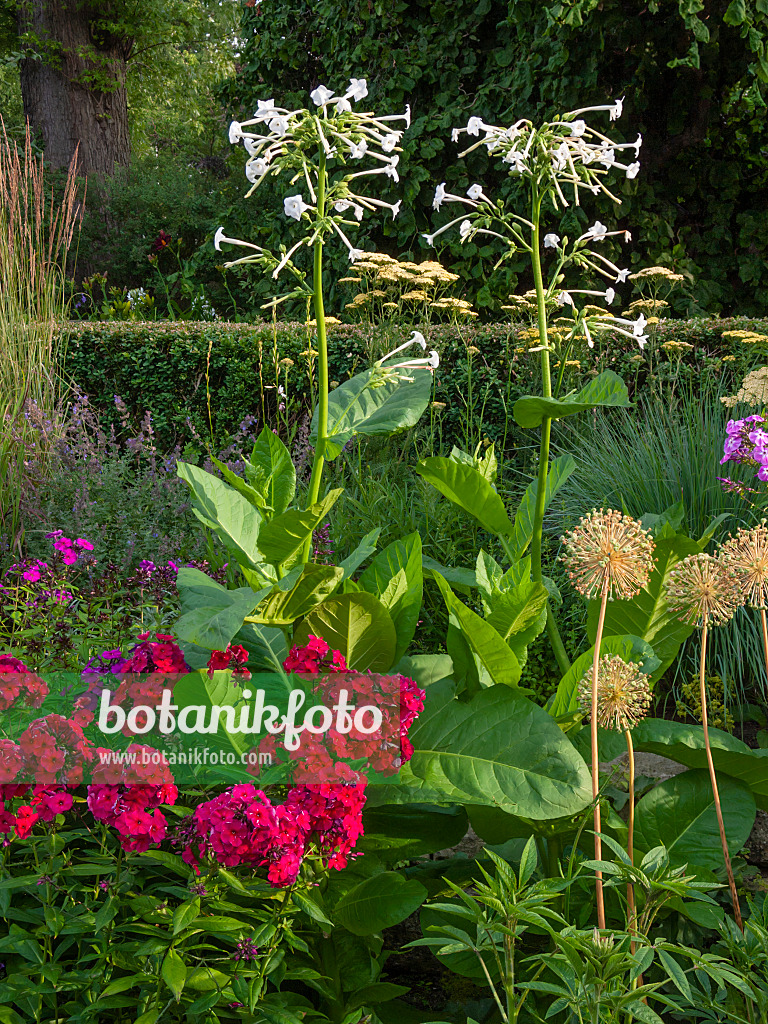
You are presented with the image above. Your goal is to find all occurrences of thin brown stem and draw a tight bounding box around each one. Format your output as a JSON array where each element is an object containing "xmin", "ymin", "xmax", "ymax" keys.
[
  {"xmin": 591, "ymin": 577, "xmax": 609, "ymax": 930},
  {"xmin": 760, "ymin": 608, "xmax": 768, "ymax": 696},
  {"xmin": 700, "ymin": 621, "xmax": 744, "ymax": 931},
  {"xmin": 625, "ymin": 729, "xmax": 637, "ymax": 958}
]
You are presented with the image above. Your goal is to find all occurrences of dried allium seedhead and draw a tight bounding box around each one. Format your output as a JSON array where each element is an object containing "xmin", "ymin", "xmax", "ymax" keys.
[
  {"xmin": 664, "ymin": 553, "xmax": 743, "ymax": 627},
  {"xmin": 561, "ymin": 509, "xmax": 655, "ymax": 600},
  {"xmin": 578, "ymin": 654, "xmax": 652, "ymax": 731},
  {"xmin": 719, "ymin": 522, "xmax": 768, "ymax": 609}
]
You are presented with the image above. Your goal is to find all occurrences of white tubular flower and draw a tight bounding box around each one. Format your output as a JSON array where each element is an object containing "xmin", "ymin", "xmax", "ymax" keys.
[
  {"xmin": 598, "ymin": 147, "xmax": 615, "ymax": 167},
  {"xmin": 335, "ymin": 98, "xmax": 353, "ymax": 114},
  {"xmin": 557, "ymin": 291, "xmax": 574, "ymax": 306},
  {"xmin": 310, "ymin": 85, "xmax": 334, "ymax": 107},
  {"xmin": 244, "ymin": 139, "xmax": 259, "ymax": 157},
  {"xmin": 626, "ymin": 162, "xmax": 641, "ymax": 179},
  {"xmin": 381, "ymin": 332, "xmax": 428, "ymax": 362},
  {"xmin": 451, "ymin": 128, "xmax": 461, "ymax": 143},
  {"xmin": 229, "ymin": 120, "xmax": 243, "ymax": 144},
  {"xmin": 570, "ymin": 119, "xmax": 586, "ymax": 137},
  {"xmin": 633, "ymin": 313, "xmax": 648, "ymax": 335},
  {"xmin": 433, "ymin": 183, "xmax": 447, "ymax": 209},
  {"xmin": 349, "ymin": 248, "xmax": 364, "ymax": 262},
  {"xmin": 544, "ymin": 233, "xmax": 561, "ymax": 248},
  {"xmin": 466, "ymin": 116, "xmax": 486, "ymax": 136},
  {"xmin": 467, "ymin": 183, "xmax": 488, "ymax": 201},
  {"xmin": 271, "ymin": 238, "xmax": 305, "ymax": 279},
  {"xmin": 385, "ymin": 158, "xmax": 400, "ymax": 182},
  {"xmin": 391, "ymin": 199, "xmax": 402, "ymax": 219},
  {"xmin": 349, "ymin": 139, "xmax": 368, "ymax": 159},
  {"xmin": 552, "ymin": 142, "xmax": 570, "ymax": 171},
  {"xmin": 605, "ymin": 287, "xmax": 616, "ymax": 304},
  {"xmin": 503, "ymin": 150, "xmax": 527, "ymax": 173},
  {"xmin": 255, "ymin": 98, "xmax": 275, "ymax": 114},
  {"xmin": 459, "ymin": 219, "xmax": 473, "ymax": 240},
  {"xmin": 346, "ymin": 78, "xmax": 368, "ymax": 102},
  {"xmin": 586, "ymin": 221, "xmax": 608, "ymax": 241},
  {"xmin": 611, "ymin": 96, "xmax": 625, "ymax": 120},
  {"xmin": 616, "ymin": 268, "xmax": 630, "ymax": 283},
  {"xmin": 246, "ymin": 158, "xmax": 270, "ymax": 182},
  {"xmin": 632, "ymin": 134, "xmax": 643, "ymax": 155},
  {"xmin": 214, "ymin": 227, "xmax": 229, "ymax": 251},
  {"xmin": 381, "ymin": 133, "xmax": 400, "ymax": 152},
  {"xmin": 284, "ymin": 194, "xmax": 311, "ymax": 221},
  {"xmin": 268, "ymin": 115, "xmax": 289, "ymax": 136}
]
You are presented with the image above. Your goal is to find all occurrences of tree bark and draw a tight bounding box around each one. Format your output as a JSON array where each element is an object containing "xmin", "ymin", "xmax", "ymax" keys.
[{"xmin": 16, "ymin": 0, "xmax": 132, "ymax": 178}]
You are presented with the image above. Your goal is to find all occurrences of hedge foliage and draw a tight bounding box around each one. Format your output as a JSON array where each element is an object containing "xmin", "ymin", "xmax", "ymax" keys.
[
  {"xmin": 219, "ymin": 0, "xmax": 768, "ymax": 317},
  {"xmin": 59, "ymin": 316, "xmax": 768, "ymax": 457}
]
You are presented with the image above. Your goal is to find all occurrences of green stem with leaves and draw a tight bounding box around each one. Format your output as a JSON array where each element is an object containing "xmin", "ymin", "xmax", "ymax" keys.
[
  {"xmin": 529, "ymin": 182, "xmax": 570, "ymax": 676},
  {"xmin": 303, "ymin": 148, "xmax": 329, "ymax": 561}
]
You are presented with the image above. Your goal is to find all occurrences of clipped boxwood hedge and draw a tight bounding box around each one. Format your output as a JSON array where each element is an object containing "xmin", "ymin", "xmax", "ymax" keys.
[{"xmin": 58, "ymin": 316, "xmax": 768, "ymax": 455}]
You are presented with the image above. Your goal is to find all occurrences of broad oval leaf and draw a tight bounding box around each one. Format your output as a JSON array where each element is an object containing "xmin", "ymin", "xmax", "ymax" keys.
[
  {"xmin": 177, "ymin": 461, "xmax": 264, "ymax": 570},
  {"xmin": 513, "ymin": 370, "xmax": 630, "ymax": 429},
  {"xmin": 249, "ymin": 563, "xmax": 344, "ymax": 625},
  {"xmin": 359, "ymin": 533, "xmax": 423, "ymax": 662},
  {"xmin": 407, "ymin": 682, "xmax": 592, "ymax": 819},
  {"xmin": 415, "ymin": 457, "xmax": 514, "ymax": 536},
  {"xmin": 174, "ymin": 567, "xmax": 272, "ymax": 651},
  {"xmin": 294, "ymin": 591, "xmax": 397, "ymax": 671},
  {"xmin": 312, "ymin": 365, "xmax": 433, "ymax": 459},
  {"xmin": 161, "ymin": 948, "xmax": 187, "ymax": 1001},
  {"xmin": 634, "ymin": 768, "xmax": 756, "ymax": 869},
  {"xmin": 257, "ymin": 488, "xmax": 342, "ymax": 567},
  {"xmin": 246, "ymin": 426, "xmax": 296, "ymax": 516},
  {"xmin": 335, "ymin": 872, "xmax": 427, "ymax": 934},
  {"xmin": 434, "ymin": 573, "xmax": 523, "ymax": 690}
]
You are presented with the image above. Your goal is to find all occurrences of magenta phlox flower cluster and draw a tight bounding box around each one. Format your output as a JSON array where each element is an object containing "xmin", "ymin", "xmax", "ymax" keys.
[{"xmin": 721, "ymin": 414, "xmax": 768, "ymax": 482}]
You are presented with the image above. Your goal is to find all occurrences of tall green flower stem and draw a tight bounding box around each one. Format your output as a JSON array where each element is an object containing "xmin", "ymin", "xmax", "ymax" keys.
[
  {"xmin": 699, "ymin": 621, "xmax": 744, "ymax": 931},
  {"xmin": 302, "ymin": 149, "xmax": 329, "ymax": 562},
  {"xmin": 529, "ymin": 185, "xmax": 570, "ymax": 677}
]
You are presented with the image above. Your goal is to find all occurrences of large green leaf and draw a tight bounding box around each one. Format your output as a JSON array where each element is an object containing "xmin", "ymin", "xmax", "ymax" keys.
[
  {"xmin": 415, "ymin": 457, "xmax": 514, "ymax": 536},
  {"xmin": 508, "ymin": 454, "xmax": 577, "ymax": 558},
  {"xmin": 422, "ymin": 556, "xmax": 476, "ymax": 591},
  {"xmin": 513, "ymin": 370, "xmax": 631, "ymax": 428},
  {"xmin": 407, "ymin": 681, "xmax": 592, "ymax": 818},
  {"xmin": 339, "ymin": 528, "xmax": 381, "ymax": 580},
  {"xmin": 434, "ymin": 573, "xmax": 523, "ymax": 690},
  {"xmin": 248, "ymin": 564, "xmax": 343, "ymax": 626},
  {"xmin": 586, "ymin": 523, "xmax": 710, "ymax": 682},
  {"xmin": 548, "ymin": 634, "xmax": 659, "ymax": 720},
  {"xmin": 174, "ymin": 567, "xmax": 271, "ymax": 650},
  {"xmin": 358, "ymin": 533, "xmax": 423, "ymax": 662},
  {"xmin": 360, "ymin": 805, "xmax": 469, "ymax": 860},
  {"xmin": 176, "ymin": 461, "xmax": 264, "ymax": 570},
  {"xmin": 573, "ymin": 717, "xmax": 768, "ymax": 811},
  {"xmin": 311, "ymin": 365, "xmax": 434, "ymax": 459},
  {"xmin": 634, "ymin": 769, "xmax": 755, "ymax": 870},
  {"xmin": 245, "ymin": 427, "xmax": 296, "ymax": 516},
  {"xmin": 335, "ymin": 872, "xmax": 428, "ymax": 935},
  {"xmin": 487, "ymin": 581, "xmax": 549, "ymax": 668},
  {"xmin": 294, "ymin": 591, "xmax": 397, "ymax": 671},
  {"xmin": 257, "ymin": 488, "xmax": 342, "ymax": 567},
  {"xmin": 393, "ymin": 654, "xmax": 454, "ymax": 689}
]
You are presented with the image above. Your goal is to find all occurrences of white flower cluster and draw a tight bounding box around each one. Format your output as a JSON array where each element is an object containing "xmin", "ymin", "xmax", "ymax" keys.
[
  {"xmin": 424, "ymin": 99, "xmax": 649, "ymax": 348},
  {"xmin": 216, "ymin": 79, "xmax": 409, "ymax": 274}
]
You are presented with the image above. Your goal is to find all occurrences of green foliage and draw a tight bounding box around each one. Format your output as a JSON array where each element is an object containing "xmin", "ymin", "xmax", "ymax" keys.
[{"xmin": 225, "ymin": 0, "xmax": 768, "ymax": 315}]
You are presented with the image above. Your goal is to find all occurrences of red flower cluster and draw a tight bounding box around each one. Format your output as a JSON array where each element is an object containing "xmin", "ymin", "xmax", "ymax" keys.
[
  {"xmin": 73, "ymin": 632, "xmax": 188, "ymax": 733},
  {"xmin": 206, "ymin": 644, "xmax": 251, "ymax": 680},
  {"xmin": 248, "ymin": 638, "xmax": 426, "ymax": 782},
  {"xmin": 179, "ymin": 780, "xmax": 366, "ymax": 887},
  {"xmin": 152, "ymin": 229, "xmax": 172, "ymax": 253},
  {"xmin": 0, "ymin": 656, "xmax": 48, "ymax": 710},
  {"xmin": 0, "ymin": 784, "xmax": 73, "ymax": 838},
  {"xmin": 87, "ymin": 744, "xmax": 178, "ymax": 853},
  {"xmin": 283, "ymin": 635, "xmax": 347, "ymax": 674},
  {"xmin": 0, "ymin": 714, "xmax": 95, "ymax": 785}
]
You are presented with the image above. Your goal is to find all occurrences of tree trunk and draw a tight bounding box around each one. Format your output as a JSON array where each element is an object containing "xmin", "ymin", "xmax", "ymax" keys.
[{"xmin": 17, "ymin": 0, "xmax": 132, "ymax": 178}]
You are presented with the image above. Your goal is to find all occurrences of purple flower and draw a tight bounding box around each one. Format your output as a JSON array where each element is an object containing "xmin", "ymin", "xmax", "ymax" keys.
[
  {"xmin": 75, "ymin": 538, "xmax": 94, "ymax": 550},
  {"xmin": 22, "ymin": 567, "xmax": 41, "ymax": 582},
  {"xmin": 44, "ymin": 530, "xmax": 64, "ymax": 539},
  {"xmin": 233, "ymin": 939, "xmax": 259, "ymax": 962}
]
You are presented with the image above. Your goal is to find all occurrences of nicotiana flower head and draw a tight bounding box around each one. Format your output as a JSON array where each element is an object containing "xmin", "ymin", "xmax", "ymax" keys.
[
  {"xmin": 664, "ymin": 553, "xmax": 744, "ymax": 627},
  {"xmin": 719, "ymin": 522, "xmax": 768, "ymax": 609},
  {"xmin": 376, "ymin": 331, "xmax": 439, "ymax": 382},
  {"xmin": 561, "ymin": 508, "xmax": 655, "ymax": 600},
  {"xmin": 217, "ymin": 79, "xmax": 410, "ymax": 274},
  {"xmin": 578, "ymin": 654, "xmax": 652, "ymax": 731}
]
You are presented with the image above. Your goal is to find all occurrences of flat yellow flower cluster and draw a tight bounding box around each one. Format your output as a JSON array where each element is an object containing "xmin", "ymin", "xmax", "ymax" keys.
[{"xmin": 340, "ymin": 251, "xmax": 474, "ymax": 320}]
